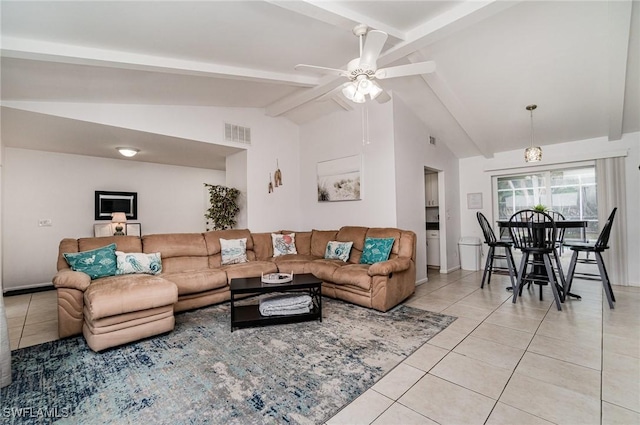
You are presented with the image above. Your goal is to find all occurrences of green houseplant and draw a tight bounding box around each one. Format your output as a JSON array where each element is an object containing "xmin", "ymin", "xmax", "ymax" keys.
[
  {"xmin": 533, "ymin": 204, "xmax": 547, "ymax": 212},
  {"xmin": 204, "ymin": 184, "xmax": 240, "ymax": 231}
]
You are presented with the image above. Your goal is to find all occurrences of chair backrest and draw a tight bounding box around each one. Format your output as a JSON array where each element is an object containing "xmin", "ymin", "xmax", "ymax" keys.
[
  {"xmin": 476, "ymin": 212, "xmax": 497, "ymax": 244},
  {"xmin": 508, "ymin": 209, "xmax": 558, "ymax": 251},
  {"xmin": 595, "ymin": 207, "xmax": 617, "ymax": 250},
  {"xmin": 547, "ymin": 211, "xmax": 566, "ymax": 242}
]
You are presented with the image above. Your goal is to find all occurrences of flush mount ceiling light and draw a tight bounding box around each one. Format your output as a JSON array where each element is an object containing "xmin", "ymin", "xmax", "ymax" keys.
[
  {"xmin": 524, "ymin": 104, "xmax": 542, "ymax": 163},
  {"xmin": 117, "ymin": 147, "xmax": 139, "ymax": 158}
]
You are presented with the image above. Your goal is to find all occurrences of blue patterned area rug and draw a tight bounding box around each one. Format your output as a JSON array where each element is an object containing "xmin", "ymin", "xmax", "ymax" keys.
[{"xmin": 1, "ymin": 298, "xmax": 455, "ymax": 425}]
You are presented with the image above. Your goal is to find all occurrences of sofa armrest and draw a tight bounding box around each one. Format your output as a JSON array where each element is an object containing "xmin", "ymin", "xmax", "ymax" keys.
[
  {"xmin": 53, "ymin": 269, "xmax": 91, "ymax": 292},
  {"xmin": 367, "ymin": 257, "xmax": 411, "ymax": 276}
]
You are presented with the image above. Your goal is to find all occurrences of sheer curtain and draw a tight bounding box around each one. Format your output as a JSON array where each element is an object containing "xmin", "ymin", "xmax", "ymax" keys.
[{"xmin": 596, "ymin": 157, "xmax": 628, "ymax": 285}]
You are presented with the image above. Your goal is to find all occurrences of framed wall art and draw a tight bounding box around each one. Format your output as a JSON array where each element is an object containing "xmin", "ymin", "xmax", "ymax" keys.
[
  {"xmin": 95, "ymin": 191, "xmax": 138, "ymax": 220},
  {"xmin": 93, "ymin": 223, "xmax": 114, "ymax": 237},
  {"xmin": 317, "ymin": 155, "xmax": 362, "ymax": 202},
  {"xmin": 467, "ymin": 192, "xmax": 483, "ymax": 209}
]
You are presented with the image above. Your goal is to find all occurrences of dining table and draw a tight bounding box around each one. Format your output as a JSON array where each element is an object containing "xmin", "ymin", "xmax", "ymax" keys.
[{"xmin": 497, "ymin": 219, "xmax": 588, "ymax": 300}]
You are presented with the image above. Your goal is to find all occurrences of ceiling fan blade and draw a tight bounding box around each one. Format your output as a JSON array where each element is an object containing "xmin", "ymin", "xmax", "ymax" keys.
[
  {"xmin": 295, "ymin": 64, "xmax": 349, "ymax": 77},
  {"xmin": 359, "ymin": 30, "xmax": 388, "ymax": 69},
  {"xmin": 375, "ymin": 61, "xmax": 436, "ymax": 79}
]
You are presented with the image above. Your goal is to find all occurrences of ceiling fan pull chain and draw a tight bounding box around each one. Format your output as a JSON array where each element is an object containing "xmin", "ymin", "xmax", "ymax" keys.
[{"xmin": 362, "ymin": 104, "xmax": 370, "ymax": 146}]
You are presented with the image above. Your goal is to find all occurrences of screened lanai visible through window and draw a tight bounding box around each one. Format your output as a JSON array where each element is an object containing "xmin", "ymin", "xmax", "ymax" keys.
[{"xmin": 495, "ymin": 166, "xmax": 598, "ymax": 241}]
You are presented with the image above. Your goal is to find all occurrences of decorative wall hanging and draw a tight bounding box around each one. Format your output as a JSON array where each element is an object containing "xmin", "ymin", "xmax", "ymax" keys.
[
  {"xmin": 274, "ymin": 159, "xmax": 283, "ymax": 187},
  {"xmin": 268, "ymin": 174, "xmax": 274, "ymax": 193},
  {"xmin": 317, "ymin": 155, "xmax": 362, "ymax": 202}
]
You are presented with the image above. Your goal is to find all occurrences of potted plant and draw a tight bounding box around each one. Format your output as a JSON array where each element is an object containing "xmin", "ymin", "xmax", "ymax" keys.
[
  {"xmin": 204, "ymin": 184, "xmax": 240, "ymax": 231},
  {"xmin": 533, "ymin": 204, "xmax": 547, "ymax": 212}
]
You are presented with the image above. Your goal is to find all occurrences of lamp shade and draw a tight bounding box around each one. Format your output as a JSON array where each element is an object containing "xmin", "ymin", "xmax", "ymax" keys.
[
  {"xmin": 525, "ymin": 146, "xmax": 542, "ymax": 162},
  {"xmin": 111, "ymin": 212, "xmax": 128, "ymax": 223}
]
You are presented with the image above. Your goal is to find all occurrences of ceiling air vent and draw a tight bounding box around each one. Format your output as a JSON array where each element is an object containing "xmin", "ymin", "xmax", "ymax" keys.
[
  {"xmin": 429, "ymin": 136, "xmax": 436, "ymax": 145},
  {"xmin": 224, "ymin": 122, "xmax": 251, "ymax": 144}
]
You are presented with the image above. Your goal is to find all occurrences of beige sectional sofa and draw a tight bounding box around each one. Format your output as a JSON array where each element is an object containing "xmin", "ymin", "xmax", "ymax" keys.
[{"xmin": 53, "ymin": 226, "xmax": 417, "ymax": 351}]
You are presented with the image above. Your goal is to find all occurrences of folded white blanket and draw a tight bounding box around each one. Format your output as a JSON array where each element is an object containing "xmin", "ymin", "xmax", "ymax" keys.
[{"xmin": 259, "ymin": 294, "xmax": 312, "ymax": 316}]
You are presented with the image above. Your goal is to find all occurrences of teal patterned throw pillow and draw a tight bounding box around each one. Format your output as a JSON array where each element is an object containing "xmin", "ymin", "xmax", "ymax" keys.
[
  {"xmin": 324, "ymin": 241, "xmax": 353, "ymax": 262},
  {"xmin": 115, "ymin": 251, "xmax": 162, "ymax": 275},
  {"xmin": 360, "ymin": 237, "xmax": 395, "ymax": 264},
  {"xmin": 63, "ymin": 243, "xmax": 117, "ymax": 279}
]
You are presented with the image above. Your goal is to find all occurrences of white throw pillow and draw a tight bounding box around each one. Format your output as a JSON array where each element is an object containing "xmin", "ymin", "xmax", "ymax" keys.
[
  {"xmin": 271, "ymin": 233, "xmax": 297, "ymax": 257},
  {"xmin": 115, "ymin": 251, "xmax": 162, "ymax": 275},
  {"xmin": 324, "ymin": 241, "xmax": 353, "ymax": 262},
  {"xmin": 220, "ymin": 238, "xmax": 248, "ymax": 265}
]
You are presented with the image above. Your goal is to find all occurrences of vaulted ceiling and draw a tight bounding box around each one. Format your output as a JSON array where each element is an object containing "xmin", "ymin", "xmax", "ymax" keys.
[{"xmin": 1, "ymin": 1, "xmax": 638, "ymax": 169}]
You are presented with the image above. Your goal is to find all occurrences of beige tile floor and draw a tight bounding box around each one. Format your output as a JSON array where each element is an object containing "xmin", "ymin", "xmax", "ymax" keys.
[{"xmin": 3, "ymin": 271, "xmax": 640, "ymax": 424}]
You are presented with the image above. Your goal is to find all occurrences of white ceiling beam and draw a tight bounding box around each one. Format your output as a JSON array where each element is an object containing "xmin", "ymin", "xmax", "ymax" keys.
[
  {"xmin": 265, "ymin": 0, "xmax": 406, "ymax": 41},
  {"xmin": 1, "ymin": 37, "xmax": 318, "ymax": 87},
  {"xmin": 266, "ymin": 0, "xmax": 520, "ymax": 117},
  {"xmin": 408, "ymin": 53, "xmax": 493, "ymax": 159},
  {"xmin": 608, "ymin": 0, "xmax": 632, "ymax": 142}
]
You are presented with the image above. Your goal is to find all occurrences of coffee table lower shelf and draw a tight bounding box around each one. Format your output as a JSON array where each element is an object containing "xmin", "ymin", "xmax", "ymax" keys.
[{"xmin": 231, "ymin": 304, "xmax": 321, "ymax": 330}]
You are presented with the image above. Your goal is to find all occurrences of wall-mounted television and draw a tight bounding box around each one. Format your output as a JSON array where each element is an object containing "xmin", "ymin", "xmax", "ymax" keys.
[{"xmin": 95, "ymin": 191, "xmax": 138, "ymax": 220}]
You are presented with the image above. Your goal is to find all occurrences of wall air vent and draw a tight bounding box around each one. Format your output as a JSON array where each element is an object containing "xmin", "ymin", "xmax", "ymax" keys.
[
  {"xmin": 224, "ymin": 122, "xmax": 251, "ymax": 144},
  {"xmin": 429, "ymin": 136, "xmax": 436, "ymax": 145}
]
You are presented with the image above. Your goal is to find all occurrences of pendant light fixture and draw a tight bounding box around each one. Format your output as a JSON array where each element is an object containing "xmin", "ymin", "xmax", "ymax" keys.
[{"xmin": 524, "ymin": 104, "xmax": 542, "ymax": 162}]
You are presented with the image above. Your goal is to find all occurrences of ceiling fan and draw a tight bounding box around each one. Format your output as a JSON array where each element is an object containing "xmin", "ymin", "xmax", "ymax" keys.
[{"xmin": 295, "ymin": 24, "xmax": 436, "ymax": 103}]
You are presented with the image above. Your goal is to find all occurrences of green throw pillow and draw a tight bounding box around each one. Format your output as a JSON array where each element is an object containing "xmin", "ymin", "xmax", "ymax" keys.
[
  {"xmin": 63, "ymin": 243, "xmax": 117, "ymax": 279},
  {"xmin": 360, "ymin": 237, "xmax": 395, "ymax": 265}
]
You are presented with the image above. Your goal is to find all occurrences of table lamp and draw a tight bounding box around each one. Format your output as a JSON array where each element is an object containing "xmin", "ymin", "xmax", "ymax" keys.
[{"xmin": 111, "ymin": 212, "xmax": 127, "ymax": 236}]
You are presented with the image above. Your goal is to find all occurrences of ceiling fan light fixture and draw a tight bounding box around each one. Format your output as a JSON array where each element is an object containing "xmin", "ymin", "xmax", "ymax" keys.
[
  {"xmin": 117, "ymin": 147, "xmax": 139, "ymax": 158},
  {"xmin": 524, "ymin": 104, "xmax": 542, "ymax": 163},
  {"xmin": 342, "ymin": 82, "xmax": 357, "ymax": 100},
  {"xmin": 352, "ymin": 91, "xmax": 366, "ymax": 103},
  {"xmin": 368, "ymin": 80, "xmax": 383, "ymax": 100}
]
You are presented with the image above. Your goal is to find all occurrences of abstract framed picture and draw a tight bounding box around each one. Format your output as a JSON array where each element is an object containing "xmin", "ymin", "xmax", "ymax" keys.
[{"xmin": 317, "ymin": 154, "xmax": 362, "ymax": 202}]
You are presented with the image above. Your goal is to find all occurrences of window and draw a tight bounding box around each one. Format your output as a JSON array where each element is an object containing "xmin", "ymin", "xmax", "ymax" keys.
[{"xmin": 495, "ymin": 166, "xmax": 598, "ymax": 240}]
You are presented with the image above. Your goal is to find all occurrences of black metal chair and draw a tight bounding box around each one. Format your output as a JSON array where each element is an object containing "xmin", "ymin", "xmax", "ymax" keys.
[
  {"xmin": 508, "ymin": 210, "xmax": 565, "ymax": 310},
  {"xmin": 476, "ymin": 212, "xmax": 517, "ymax": 289},
  {"xmin": 564, "ymin": 208, "xmax": 617, "ymax": 309}
]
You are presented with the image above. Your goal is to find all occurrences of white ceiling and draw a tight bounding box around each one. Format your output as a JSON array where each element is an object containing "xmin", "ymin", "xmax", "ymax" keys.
[{"xmin": 1, "ymin": 1, "xmax": 638, "ymax": 170}]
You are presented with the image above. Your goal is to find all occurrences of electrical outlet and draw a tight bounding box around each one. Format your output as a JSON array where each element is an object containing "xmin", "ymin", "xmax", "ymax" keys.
[{"xmin": 38, "ymin": 219, "xmax": 52, "ymax": 227}]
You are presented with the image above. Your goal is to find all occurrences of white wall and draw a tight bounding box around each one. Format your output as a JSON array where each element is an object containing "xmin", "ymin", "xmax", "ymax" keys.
[
  {"xmin": 459, "ymin": 132, "xmax": 640, "ymax": 286},
  {"xmin": 392, "ymin": 97, "xmax": 429, "ymax": 281},
  {"xmin": 298, "ymin": 101, "xmax": 397, "ymax": 230},
  {"xmin": 2, "ymin": 148, "xmax": 225, "ymax": 291}
]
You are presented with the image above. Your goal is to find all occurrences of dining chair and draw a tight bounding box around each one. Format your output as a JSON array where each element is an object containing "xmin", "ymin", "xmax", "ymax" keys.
[
  {"xmin": 476, "ymin": 212, "xmax": 517, "ymax": 289},
  {"xmin": 547, "ymin": 210, "xmax": 566, "ymax": 255},
  {"xmin": 508, "ymin": 209, "xmax": 565, "ymax": 310},
  {"xmin": 564, "ymin": 207, "xmax": 617, "ymax": 309}
]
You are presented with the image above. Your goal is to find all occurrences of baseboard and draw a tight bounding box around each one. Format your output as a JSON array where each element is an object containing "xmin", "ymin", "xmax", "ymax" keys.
[
  {"xmin": 3, "ymin": 283, "xmax": 54, "ymax": 296},
  {"xmin": 416, "ymin": 278, "xmax": 429, "ymax": 286}
]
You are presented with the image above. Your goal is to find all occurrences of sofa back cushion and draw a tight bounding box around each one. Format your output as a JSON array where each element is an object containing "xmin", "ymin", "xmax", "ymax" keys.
[
  {"xmin": 310, "ymin": 230, "xmax": 338, "ymax": 257},
  {"xmin": 142, "ymin": 233, "xmax": 209, "ymax": 273},
  {"xmin": 204, "ymin": 229, "xmax": 256, "ymax": 267},
  {"xmin": 364, "ymin": 228, "xmax": 416, "ymax": 261},
  {"xmin": 336, "ymin": 226, "xmax": 369, "ymax": 263},
  {"xmin": 251, "ymin": 232, "xmax": 273, "ymax": 260},
  {"xmin": 281, "ymin": 231, "xmax": 312, "ymax": 256},
  {"xmin": 57, "ymin": 238, "xmax": 80, "ymax": 271}
]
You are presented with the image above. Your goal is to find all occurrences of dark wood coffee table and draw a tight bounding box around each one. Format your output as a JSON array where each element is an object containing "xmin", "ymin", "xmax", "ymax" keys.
[{"xmin": 229, "ymin": 273, "xmax": 322, "ymax": 331}]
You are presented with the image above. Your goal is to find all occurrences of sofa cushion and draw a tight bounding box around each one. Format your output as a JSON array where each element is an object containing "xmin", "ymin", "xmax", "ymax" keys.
[
  {"xmin": 84, "ymin": 274, "xmax": 177, "ymax": 320},
  {"xmin": 280, "ymin": 231, "xmax": 312, "ymax": 256},
  {"xmin": 79, "ymin": 236, "xmax": 142, "ymax": 253},
  {"xmin": 162, "ymin": 269, "xmax": 228, "ymax": 295},
  {"xmin": 307, "ymin": 258, "xmax": 343, "ymax": 281},
  {"xmin": 63, "ymin": 243, "xmax": 117, "ymax": 279},
  {"xmin": 332, "ymin": 264, "xmax": 372, "ymax": 291},
  {"xmin": 204, "ymin": 229, "xmax": 254, "ymax": 255},
  {"xmin": 143, "ymin": 233, "xmax": 207, "ymax": 258},
  {"xmin": 222, "ymin": 261, "xmax": 278, "ymax": 281},
  {"xmin": 116, "ymin": 251, "xmax": 162, "ymax": 275},
  {"xmin": 360, "ymin": 237, "xmax": 395, "ymax": 264},
  {"xmin": 272, "ymin": 233, "xmax": 297, "ymax": 256},
  {"xmin": 324, "ymin": 241, "xmax": 353, "ymax": 262},
  {"xmin": 220, "ymin": 238, "xmax": 248, "ymax": 265},
  {"xmin": 251, "ymin": 232, "xmax": 273, "ymax": 260},
  {"xmin": 273, "ymin": 254, "xmax": 321, "ymax": 274},
  {"xmin": 365, "ymin": 228, "xmax": 404, "ymax": 258},
  {"xmin": 310, "ymin": 230, "xmax": 338, "ymax": 257}
]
